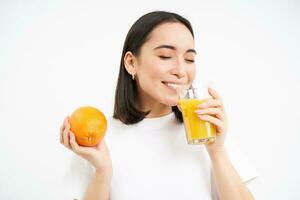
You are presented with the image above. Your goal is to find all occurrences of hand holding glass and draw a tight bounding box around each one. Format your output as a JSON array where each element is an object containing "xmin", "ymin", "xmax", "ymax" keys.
[{"xmin": 177, "ymin": 84, "xmax": 216, "ymax": 145}]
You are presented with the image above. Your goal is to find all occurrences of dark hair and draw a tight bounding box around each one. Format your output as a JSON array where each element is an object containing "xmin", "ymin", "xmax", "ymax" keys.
[{"xmin": 113, "ymin": 11, "xmax": 194, "ymax": 124}]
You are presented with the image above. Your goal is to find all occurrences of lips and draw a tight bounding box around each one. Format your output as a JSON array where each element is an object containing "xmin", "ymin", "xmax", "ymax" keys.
[{"xmin": 162, "ymin": 81, "xmax": 183, "ymax": 92}]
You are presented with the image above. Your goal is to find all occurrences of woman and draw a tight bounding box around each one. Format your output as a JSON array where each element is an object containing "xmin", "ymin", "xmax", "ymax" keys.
[{"xmin": 60, "ymin": 11, "xmax": 258, "ymax": 200}]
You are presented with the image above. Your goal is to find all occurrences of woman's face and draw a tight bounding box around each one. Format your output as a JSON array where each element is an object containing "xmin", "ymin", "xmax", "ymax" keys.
[{"xmin": 135, "ymin": 22, "xmax": 196, "ymax": 107}]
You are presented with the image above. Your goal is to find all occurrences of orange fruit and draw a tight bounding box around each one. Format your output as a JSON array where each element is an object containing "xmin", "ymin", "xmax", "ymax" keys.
[{"xmin": 69, "ymin": 106, "xmax": 107, "ymax": 147}]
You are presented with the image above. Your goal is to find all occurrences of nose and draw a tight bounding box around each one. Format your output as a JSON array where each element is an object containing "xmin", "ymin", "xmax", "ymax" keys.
[{"xmin": 171, "ymin": 57, "xmax": 186, "ymax": 79}]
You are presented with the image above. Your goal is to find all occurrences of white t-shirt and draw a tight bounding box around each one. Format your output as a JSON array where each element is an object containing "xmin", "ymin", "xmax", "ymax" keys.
[{"xmin": 63, "ymin": 112, "xmax": 258, "ymax": 199}]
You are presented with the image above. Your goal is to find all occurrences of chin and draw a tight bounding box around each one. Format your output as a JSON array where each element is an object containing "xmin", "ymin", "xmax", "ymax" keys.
[{"xmin": 163, "ymin": 97, "xmax": 179, "ymax": 107}]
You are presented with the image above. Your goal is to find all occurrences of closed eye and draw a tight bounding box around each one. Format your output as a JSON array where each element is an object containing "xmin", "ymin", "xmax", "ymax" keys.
[
  {"xmin": 159, "ymin": 56, "xmax": 194, "ymax": 63},
  {"xmin": 185, "ymin": 59, "xmax": 194, "ymax": 63},
  {"xmin": 158, "ymin": 56, "xmax": 171, "ymax": 60}
]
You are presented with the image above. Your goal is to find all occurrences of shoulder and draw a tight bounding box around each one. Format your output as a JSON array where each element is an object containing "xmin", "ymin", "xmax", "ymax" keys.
[
  {"xmin": 104, "ymin": 116, "xmax": 128, "ymax": 144},
  {"xmin": 105, "ymin": 116, "xmax": 127, "ymax": 136},
  {"xmin": 107, "ymin": 116, "xmax": 126, "ymax": 129}
]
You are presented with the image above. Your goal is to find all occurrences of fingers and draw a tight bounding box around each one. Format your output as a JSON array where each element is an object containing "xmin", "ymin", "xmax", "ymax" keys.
[
  {"xmin": 60, "ymin": 117, "xmax": 88, "ymax": 155},
  {"xmin": 63, "ymin": 128, "xmax": 70, "ymax": 150},
  {"xmin": 198, "ymin": 98, "xmax": 223, "ymax": 109},
  {"xmin": 198, "ymin": 114, "xmax": 226, "ymax": 133},
  {"xmin": 60, "ymin": 124, "xmax": 64, "ymax": 144},
  {"xmin": 195, "ymin": 107, "xmax": 225, "ymax": 121},
  {"xmin": 194, "ymin": 87, "xmax": 228, "ymax": 135},
  {"xmin": 60, "ymin": 116, "xmax": 91, "ymax": 156},
  {"xmin": 208, "ymin": 86, "xmax": 221, "ymax": 100},
  {"xmin": 69, "ymin": 131, "xmax": 91, "ymax": 156},
  {"xmin": 60, "ymin": 117, "xmax": 68, "ymax": 144},
  {"xmin": 69, "ymin": 131, "xmax": 80, "ymax": 153},
  {"xmin": 62, "ymin": 117, "xmax": 71, "ymax": 149}
]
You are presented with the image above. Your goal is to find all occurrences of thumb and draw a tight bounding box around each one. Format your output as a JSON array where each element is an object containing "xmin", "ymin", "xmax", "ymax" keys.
[{"xmin": 95, "ymin": 139, "xmax": 105, "ymax": 151}]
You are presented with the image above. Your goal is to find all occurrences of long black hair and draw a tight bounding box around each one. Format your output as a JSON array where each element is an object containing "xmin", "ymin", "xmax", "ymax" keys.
[{"xmin": 113, "ymin": 11, "xmax": 194, "ymax": 124}]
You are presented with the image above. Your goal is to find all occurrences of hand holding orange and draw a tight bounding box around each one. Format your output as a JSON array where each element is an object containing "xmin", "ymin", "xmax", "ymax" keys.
[{"xmin": 69, "ymin": 106, "xmax": 107, "ymax": 147}]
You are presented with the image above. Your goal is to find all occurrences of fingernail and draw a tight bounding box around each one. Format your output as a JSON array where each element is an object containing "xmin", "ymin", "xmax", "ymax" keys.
[{"xmin": 195, "ymin": 109, "xmax": 204, "ymax": 114}]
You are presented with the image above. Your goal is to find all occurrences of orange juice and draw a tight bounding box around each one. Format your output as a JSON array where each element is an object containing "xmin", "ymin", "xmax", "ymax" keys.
[{"xmin": 179, "ymin": 98, "xmax": 216, "ymax": 144}]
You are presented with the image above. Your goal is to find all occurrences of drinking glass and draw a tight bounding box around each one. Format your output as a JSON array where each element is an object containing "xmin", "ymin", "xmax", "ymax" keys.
[{"xmin": 177, "ymin": 83, "xmax": 216, "ymax": 145}]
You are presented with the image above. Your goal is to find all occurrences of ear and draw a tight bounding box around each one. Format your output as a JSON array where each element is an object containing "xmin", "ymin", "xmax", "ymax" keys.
[{"xmin": 124, "ymin": 51, "xmax": 137, "ymax": 76}]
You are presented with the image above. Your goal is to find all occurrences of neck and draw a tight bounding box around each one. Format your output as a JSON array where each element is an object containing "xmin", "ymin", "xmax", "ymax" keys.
[
  {"xmin": 137, "ymin": 95, "xmax": 172, "ymax": 118},
  {"xmin": 146, "ymin": 105, "xmax": 172, "ymax": 118}
]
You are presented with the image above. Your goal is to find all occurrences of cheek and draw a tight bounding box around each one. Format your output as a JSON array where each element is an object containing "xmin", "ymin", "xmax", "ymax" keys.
[
  {"xmin": 137, "ymin": 60, "xmax": 166, "ymax": 93},
  {"xmin": 140, "ymin": 59, "xmax": 166, "ymax": 81},
  {"xmin": 187, "ymin": 66, "xmax": 196, "ymax": 84}
]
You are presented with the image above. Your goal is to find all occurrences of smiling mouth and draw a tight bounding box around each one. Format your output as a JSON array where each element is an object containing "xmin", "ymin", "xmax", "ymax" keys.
[{"xmin": 162, "ymin": 81, "xmax": 183, "ymax": 92}]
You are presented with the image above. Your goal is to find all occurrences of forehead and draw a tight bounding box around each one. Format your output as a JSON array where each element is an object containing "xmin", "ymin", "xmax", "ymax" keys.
[{"xmin": 144, "ymin": 22, "xmax": 195, "ymax": 50}]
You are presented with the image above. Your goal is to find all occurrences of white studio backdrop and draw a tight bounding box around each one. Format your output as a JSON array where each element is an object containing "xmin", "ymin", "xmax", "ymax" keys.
[{"xmin": 0, "ymin": 0, "xmax": 299, "ymax": 199}]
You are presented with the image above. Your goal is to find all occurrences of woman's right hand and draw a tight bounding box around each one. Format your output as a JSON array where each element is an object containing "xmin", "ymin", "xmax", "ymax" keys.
[{"xmin": 60, "ymin": 116, "xmax": 112, "ymax": 181}]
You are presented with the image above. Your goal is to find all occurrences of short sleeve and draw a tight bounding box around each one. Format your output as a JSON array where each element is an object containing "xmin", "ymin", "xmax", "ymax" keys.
[{"xmin": 62, "ymin": 154, "xmax": 95, "ymax": 200}]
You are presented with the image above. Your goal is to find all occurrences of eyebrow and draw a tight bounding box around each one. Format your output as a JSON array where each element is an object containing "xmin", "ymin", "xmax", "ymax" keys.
[{"xmin": 153, "ymin": 44, "xmax": 197, "ymax": 54}]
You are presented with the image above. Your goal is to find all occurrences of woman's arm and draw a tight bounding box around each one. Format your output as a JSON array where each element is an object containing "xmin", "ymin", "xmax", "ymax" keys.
[
  {"xmin": 195, "ymin": 87, "xmax": 255, "ymax": 199},
  {"xmin": 83, "ymin": 171, "xmax": 111, "ymax": 200},
  {"xmin": 209, "ymin": 148, "xmax": 254, "ymax": 200},
  {"xmin": 60, "ymin": 117, "xmax": 112, "ymax": 200}
]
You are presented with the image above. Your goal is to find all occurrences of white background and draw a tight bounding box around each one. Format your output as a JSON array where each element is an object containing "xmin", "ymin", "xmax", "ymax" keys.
[{"xmin": 0, "ymin": 0, "xmax": 299, "ymax": 199}]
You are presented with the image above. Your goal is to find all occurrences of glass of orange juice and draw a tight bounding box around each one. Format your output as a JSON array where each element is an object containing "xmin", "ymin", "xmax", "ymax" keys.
[{"xmin": 177, "ymin": 84, "xmax": 216, "ymax": 145}]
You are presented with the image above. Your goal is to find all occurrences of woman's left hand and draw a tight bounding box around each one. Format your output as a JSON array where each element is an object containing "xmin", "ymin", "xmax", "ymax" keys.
[{"xmin": 195, "ymin": 86, "xmax": 228, "ymax": 153}]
